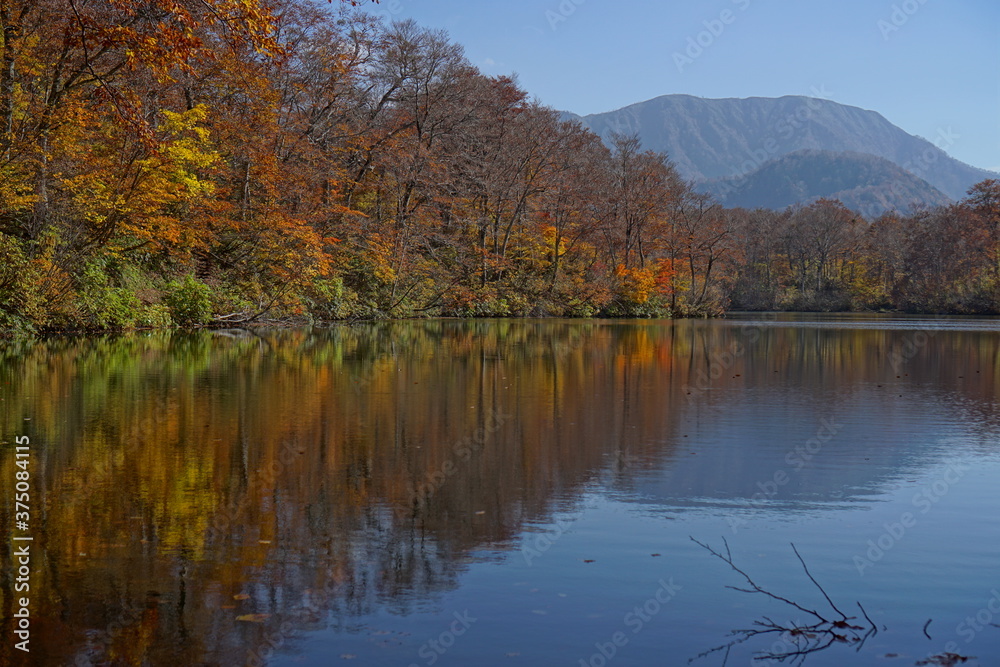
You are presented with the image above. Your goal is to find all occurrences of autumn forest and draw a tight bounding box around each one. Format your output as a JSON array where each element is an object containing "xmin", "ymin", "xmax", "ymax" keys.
[{"xmin": 2, "ymin": 0, "xmax": 1000, "ymax": 335}]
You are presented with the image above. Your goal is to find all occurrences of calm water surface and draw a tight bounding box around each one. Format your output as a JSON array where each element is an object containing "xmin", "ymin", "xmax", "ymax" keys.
[{"xmin": 1, "ymin": 316, "xmax": 999, "ymax": 666}]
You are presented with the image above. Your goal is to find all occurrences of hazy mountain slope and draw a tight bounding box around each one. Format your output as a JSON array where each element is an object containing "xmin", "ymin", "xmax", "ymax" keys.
[{"xmin": 701, "ymin": 149, "xmax": 952, "ymax": 218}]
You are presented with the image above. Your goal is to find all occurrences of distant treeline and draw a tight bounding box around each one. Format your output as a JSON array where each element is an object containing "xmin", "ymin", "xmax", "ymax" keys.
[{"xmin": 1, "ymin": 0, "xmax": 998, "ymax": 335}]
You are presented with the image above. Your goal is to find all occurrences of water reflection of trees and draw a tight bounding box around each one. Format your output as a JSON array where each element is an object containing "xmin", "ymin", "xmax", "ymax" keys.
[{"xmin": 0, "ymin": 319, "xmax": 997, "ymax": 665}]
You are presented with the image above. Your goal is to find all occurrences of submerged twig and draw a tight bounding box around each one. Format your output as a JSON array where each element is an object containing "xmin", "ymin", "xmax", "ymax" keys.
[
  {"xmin": 690, "ymin": 537, "xmax": 872, "ymax": 665},
  {"xmin": 690, "ymin": 536, "xmax": 827, "ymax": 624},
  {"xmin": 790, "ymin": 542, "xmax": 848, "ymax": 621},
  {"xmin": 689, "ymin": 640, "xmax": 738, "ymax": 666},
  {"xmin": 856, "ymin": 602, "xmax": 876, "ymax": 633}
]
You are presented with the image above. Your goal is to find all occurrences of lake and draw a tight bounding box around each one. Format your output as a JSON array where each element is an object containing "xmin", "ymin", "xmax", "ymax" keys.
[{"xmin": 2, "ymin": 315, "xmax": 999, "ymax": 666}]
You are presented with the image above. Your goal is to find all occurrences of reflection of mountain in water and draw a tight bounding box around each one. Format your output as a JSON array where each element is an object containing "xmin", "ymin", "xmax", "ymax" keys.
[
  {"xmin": 613, "ymin": 317, "xmax": 1000, "ymax": 510},
  {"xmin": 0, "ymin": 318, "xmax": 998, "ymax": 665},
  {"xmin": 618, "ymin": 393, "xmax": 965, "ymax": 511}
]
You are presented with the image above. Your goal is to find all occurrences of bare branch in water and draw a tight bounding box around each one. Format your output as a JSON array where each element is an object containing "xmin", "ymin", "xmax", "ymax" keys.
[
  {"xmin": 689, "ymin": 537, "xmax": 978, "ymax": 666},
  {"xmin": 689, "ymin": 537, "xmax": 873, "ymax": 665},
  {"xmin": 689, "ymin": 536, "xmax": 827, "ymax": 624},
  {"xmin": 790, "ymin": 542, "xmax": 848, "ymax": 621}
]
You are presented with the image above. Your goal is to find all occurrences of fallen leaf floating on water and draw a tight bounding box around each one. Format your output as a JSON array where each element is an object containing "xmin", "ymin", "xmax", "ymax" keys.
[
  {"xmin": 915, "ymin": 653, "xmax": 974, "ymax": 666},
  {"xmin": 236, "ymin": 614, "xmax": 270, "ymax": 623}
]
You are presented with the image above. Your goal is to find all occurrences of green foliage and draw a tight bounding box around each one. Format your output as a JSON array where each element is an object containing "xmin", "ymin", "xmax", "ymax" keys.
[
  {"xmin": 304, "ymin": 276, "xmax": 371, "ymax": 321},
  {"xmin": 601, "ymin": 297, "xmax": 671, "ymax": 318},
  {"xmin": 139, "ymin": 303, "xmax": 175, "ymax": 328},
  {"xmin": 200, "ymin": 277, "xmax": 255, "ymax": 322},
  {"xmin": 75, "ymin": 257, "xmax": 147, "ymax": 330},
  {"xmin": 163, "ymin": 275, "xmax": 213, "ymax": 326},
  {"xmin": 560, "ymin": 299, "xmax": 602, "ymax": 318},
  {"xmin": 0, "ymin": 234, "xmax": 43, "ymax": 336}
]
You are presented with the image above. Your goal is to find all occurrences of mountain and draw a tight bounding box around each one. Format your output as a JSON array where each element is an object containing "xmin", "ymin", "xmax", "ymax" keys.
[
  {"xmin": 701, "ymin": 149, "xmax": 952, "ymax": 218},
  {"xmin": 572, "ymin": 95, "xmax": 997, "ymax": 208}
]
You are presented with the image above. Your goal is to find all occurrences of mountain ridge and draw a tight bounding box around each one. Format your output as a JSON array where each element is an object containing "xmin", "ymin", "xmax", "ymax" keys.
[{"xmin": 568, "ymin": 94, "xmax": 996, "ymax": 212}]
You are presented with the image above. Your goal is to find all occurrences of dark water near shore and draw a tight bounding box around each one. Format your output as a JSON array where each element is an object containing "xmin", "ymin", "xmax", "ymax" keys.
[{"xmin": 1, "ymin": 315, "xmax": 999, "ymax": 666}]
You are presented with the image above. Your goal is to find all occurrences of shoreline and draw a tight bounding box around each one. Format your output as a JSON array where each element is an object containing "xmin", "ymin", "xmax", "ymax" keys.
[{"xmin": 6, "ymin": 308, "xmax": 1000, "ymax": 343}]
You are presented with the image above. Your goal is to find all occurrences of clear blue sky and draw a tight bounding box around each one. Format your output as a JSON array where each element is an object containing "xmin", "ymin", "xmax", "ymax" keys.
[{"xmin": 359, "ymin": 0, "xmax": 1000, "ymax": 172}]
